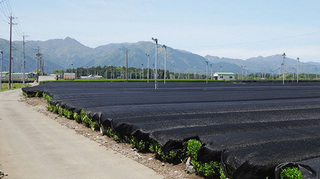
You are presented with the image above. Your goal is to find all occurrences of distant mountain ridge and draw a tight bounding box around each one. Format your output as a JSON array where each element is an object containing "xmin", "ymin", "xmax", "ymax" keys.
[{"xmin": 0, "ymin": 37, "xmax": 319, "ymax": 74}]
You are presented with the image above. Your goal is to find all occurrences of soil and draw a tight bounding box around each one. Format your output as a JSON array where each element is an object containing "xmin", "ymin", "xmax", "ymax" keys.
[{"xmin": 21, "ymin": 94, "xmax": 201, "ymax": 179}]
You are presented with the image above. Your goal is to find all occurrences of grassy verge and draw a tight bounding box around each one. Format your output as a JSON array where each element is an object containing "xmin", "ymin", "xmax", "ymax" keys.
[{"xmin": 0, "ymin": 83, "xmax": 30, "ymax": 92}]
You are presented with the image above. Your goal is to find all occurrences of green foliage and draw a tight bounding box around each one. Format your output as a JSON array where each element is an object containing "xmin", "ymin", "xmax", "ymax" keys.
[
  {"xmin": 280, "ymin": 167, "xmax": 303, "ymax": 179},
  {"xmin": 130, "ymin": 136, "xmax": 148, "ymax": 152},
  {"xmin": 35, "ymin": 92, "xmax": 40, "ymax": 97},
  {"xmin": 193, "ymin": 161, "xmax": 221, "ymax": 178},
  {"xmin": 42, "ymin": 93, "xmax": 52, "ymax": 103},
  {"xmin": 80, "ymin": 109, "xmax": 86, "ymax": 120},
  {"xmin": 63, "ymin": 108, "xmax": 68, "ymax": 117},
  {"xmin": 82, "ymin": 115, "xmax": 92, "ymax": 128},
  {"xmin": 58, "ymin": 105, "xmax": 63, "ymax": 116},
  {"xmin": 90, "ymin": 121, "xmax": 99, "ymax": 131},
  {"xmin": 65, "ymin": 110, "xmax": 73, "ymax": 119},
  {"xmin": 186, "ymin": 139, "xmax": 202, "ymax": 160},
  {"xmin": 73, "ymin": 112, "xmax": 81, "ymax": 123},
  {"xmin": 185, "ymin": 139, "xmax": 223, "ymax": 178},
  {"xmin": 22, "ymin": 91, "xmax": 29, "ymax": 98},
  {"xmin": 160, "ymin": 149, "xmax": 186, "ymax": 163},
  {"xmin": 149, "ymin": 140, "xmax": 162, "ymax": 154}
]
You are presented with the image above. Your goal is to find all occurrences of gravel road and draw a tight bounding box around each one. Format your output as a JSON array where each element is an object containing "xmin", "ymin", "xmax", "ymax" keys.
[{"xmin": 0, "ymin": 89, "xmax": 164, "ymax": 179}]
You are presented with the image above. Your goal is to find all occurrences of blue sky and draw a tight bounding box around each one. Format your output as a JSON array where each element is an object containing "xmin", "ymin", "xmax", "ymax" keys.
[{"xmin": 0, "ymin": 0, "xmax": 320, "ymax": 62}]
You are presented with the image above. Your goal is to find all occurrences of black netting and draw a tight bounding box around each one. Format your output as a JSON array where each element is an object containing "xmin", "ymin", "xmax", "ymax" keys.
[{"xmin": 22, "ymin": 81, "xmax": 320, "ymax": 178}]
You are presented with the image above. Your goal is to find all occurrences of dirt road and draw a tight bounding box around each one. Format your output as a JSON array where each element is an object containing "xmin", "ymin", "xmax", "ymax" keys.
[{"xmin": 0, "ymin": 89, "xmax": 163, "ymax": 179}]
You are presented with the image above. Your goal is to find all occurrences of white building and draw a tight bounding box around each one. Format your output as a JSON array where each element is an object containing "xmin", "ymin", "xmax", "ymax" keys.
[{"xmin": 213, "ymin": 72, "xmax": 235, "ymax": 81}]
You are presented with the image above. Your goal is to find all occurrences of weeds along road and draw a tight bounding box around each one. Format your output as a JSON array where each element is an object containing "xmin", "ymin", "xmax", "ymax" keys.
[{"xmin": 0, "ymin": 89, "xmax": 163, "ymax": 179}]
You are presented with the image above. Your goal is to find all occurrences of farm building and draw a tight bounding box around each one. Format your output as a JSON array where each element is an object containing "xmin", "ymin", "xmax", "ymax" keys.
[{"xmin": 213, "ymin": 72, "xmax": 235, "ymax": 81}]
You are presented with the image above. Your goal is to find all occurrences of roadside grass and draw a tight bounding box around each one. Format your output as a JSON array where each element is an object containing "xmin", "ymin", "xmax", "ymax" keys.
[{"xmin": 0, "ymin": 83, "xmax": 30, "ymax": 92}]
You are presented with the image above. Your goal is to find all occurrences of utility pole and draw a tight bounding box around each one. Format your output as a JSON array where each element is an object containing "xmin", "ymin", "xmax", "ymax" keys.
[
  {"xmin": 126, "ymin": 48, "xmax": 128, "ymax": 82},
  {"xmin": 141, "ymin": 63, "xmax": 144, "ymax": 79},
  {"xmin": 151, "ymin": 37, "xmax": 158, "ymax": 89},
  {"xmin": 146, "ymin": 53, "xmax": 149, "ymax": 83},
  {"xmin": 206, "ymin": 59, "xmax": 209, "ymax": 83},
  {"xmin": 22, "ymin": 34, "xmax": 28, "ymax": 86},
  {"xmin": 162, "ymin": 45, "xmax": 167, "ymax": 84},
  {"xmin": 297, "ymin": 57, "xmax": 299, "ymax": 83},
  {"xmin": 0, "ymin": 50, "xmax": 3, "ymax": 90},
  {"xmin": 282, "ymin": 53, "xmax": 286, "ymax": 85},
  {"xmin": 210, "ymin": 63, "xmax": 213, "ymax": 80},
  {"xmin": 36, "ymin": 47, "xmax": 41, "ymax": 83},
  {"xmin": 8, "ymin": 14, "xmax": 17, "ymax": 89}
]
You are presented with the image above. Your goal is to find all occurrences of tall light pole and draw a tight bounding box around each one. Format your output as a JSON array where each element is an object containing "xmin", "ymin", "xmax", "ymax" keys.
[
  {"xmin": 206, "ymin": 59, "xmax": 209, "ymax": 83},
  {"xmin": 220, "ymin": 65, "xmax": 222, "ymax": 73},
  {"xmin": 0, "ymin": 50, "xmax": 2, "ymax": 90},
  {"xmin": 162, "ymin": 45, "xmax": 167, "ymax": 84},
  {"xmin": 22, "ymin": 34, "xmax": 28, "ymax": 86},
  {"xmin": 152, "ymin": 37, "xmax": 158, "ymax": 89},
  {"xmin": 146, "ymin": 53, "xmax": 150, "ymax": 83},
  {"xmin": 126, "ymin": 48, "xmax": 128, "ymax": 82},
  {"xmin": 282, "ymin": 53, "xmax": 286, "ymax": 85},
  {"xmin": 36, "ymin": 47, "xmax": 41, "ymax": 83},
  {"xmin": 210, "ymin": 63, "xmax": 213, "ymax": 80},
  {"xmin": 141, "ymin": 63, "xmax": 144, "ymax": 79},
  {"xmin": 297, "ymin": 57, "xmax": 299, "ymax": 83}
]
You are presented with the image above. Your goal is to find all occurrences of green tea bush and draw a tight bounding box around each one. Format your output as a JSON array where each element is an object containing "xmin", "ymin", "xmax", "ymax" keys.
[
  {"xmin": 82, "ymin": 115, "xmax": 92, "ymax": 128},
  {"xmin": 129, "ymin": 136, "xmax": 149, "ymax": 152},
  {"xmin": 22, "ymin": 91, "xmax": 29, "ymax": 98},
  {"xmin": 185, "ymin": 139, "xmax": 223, "ymax": 178},
  {"xmin": 280, "ymin": 167, "xmax": 303, "ymax": 179},
  {"xmin": 58, "ymin": 105, "xmax": 63, "ymax": 116},
  {"xmin": 80, "ymin": 109, "xmax": 86, "ymax": 120},
  {"xmin": 186, "ymin": 139, "xmax": 202, "ymax": 160},
  {"xmin": 73, "ymin": 112, "xmax": 82, "ymax": 123},
  {"xmin": 90, "ymin": 121, "xmax": 99, "ymax": 131}
]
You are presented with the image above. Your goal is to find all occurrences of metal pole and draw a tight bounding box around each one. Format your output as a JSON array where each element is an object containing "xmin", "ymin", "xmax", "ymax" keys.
[
  {"xmin": 282, "ymin": 53, "xmax": 286, "ymax": 85},
  {"xmin": 210, "ymin": 63, "xmax": 213, "ymax": 80},
  {"xmin": 162, "ymin": 45, "xmax": 167, "ymax": 84},
  {"xmin": 0, "ymin": 50, "xmax": 2, "ymax": 90},
  {"xmin": 146, "ymin": 53, "xmax": 149, "ymax": 83},
  {"xmin": 126, "ymin": 48, "xmax": 128, "ymax": 82},
  {"xmin": 141, "ymin": 63, "xmax": 144, "ymax": 79},
  {"xmin": 206, "ymin": 59, "xmax": 208, "ymax": 83},
  {"xmin": 36, "ymin": 47, "xmax": 41, "ymax": 83},
  {"xmin": 152, "ymin": 38, "xmax": 158, "ymax": 89},
  {"xmin": 8, "ymin": 15, "xmax": 13, "ymax": 89},
  {"xmin": 297, "ymin": 57, "xmax": 299, "ymax": 83},
  {"xmin": 23, "ymin": 35, "xmax": 27, "ymax": 86}
]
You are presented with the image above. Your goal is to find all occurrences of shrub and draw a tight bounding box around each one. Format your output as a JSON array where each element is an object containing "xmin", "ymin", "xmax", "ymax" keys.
[
  {"xmin": 22, "ymin": 91, "xmax": 29, "ymax": 98},
  {"xmin": 82, "ymin": 115, "xmax": 91, "ymax": 128},
  {"xmin": 80, "ymin": 109, "xmax": 86, "ymax": 120},
  {"xmin": 185, "ymin": 139, "xmax": 222, "ymax": 178},
  {"xmin": 58, "ymin": 106, "xmax": 63, "ymax": 116},
  {"xmin": 73, "ymin": 113, "xmax": 82, "ymax": 123},
  {"xmin": 149, "ymin": 140, "xmax": 162, "ymax": 154},
  {"xmin": 280, "ymin": 167, "xmax": 303, "ymax": 179},
  {"xmin": 63, "ymin": 108, "xmax": 68, "ymax": 117},
  {"xmin": 186, "ymin": 139, "xmax": 202, "ymax": 160},
  {"xmin": 130, "ymin": 136, "xmax": 148, "ymax": 152},
  {"xmin": 90, "ymin": 121, "xmax": 99, "ymax": 131}
]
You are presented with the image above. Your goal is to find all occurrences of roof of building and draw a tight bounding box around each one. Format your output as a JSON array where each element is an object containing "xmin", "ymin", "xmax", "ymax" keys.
[
  {"xmin": 64, "ymin": 73, "xmax": 75, "ymax": 75},
  {"xmin": 214, "ymin": 72, "xmax": 235, "ymax": 75}
]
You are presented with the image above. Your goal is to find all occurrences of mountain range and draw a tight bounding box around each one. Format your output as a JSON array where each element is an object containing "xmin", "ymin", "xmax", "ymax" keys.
[{"xmin": 0, "ymin": 37, "xmax": 319, "ymax": 74}]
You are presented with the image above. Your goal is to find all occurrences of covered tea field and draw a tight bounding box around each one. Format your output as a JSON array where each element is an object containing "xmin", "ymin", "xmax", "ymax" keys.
[{"xmin": 23, "ymin": 82, "xmax": 320, "ymax": 178}]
